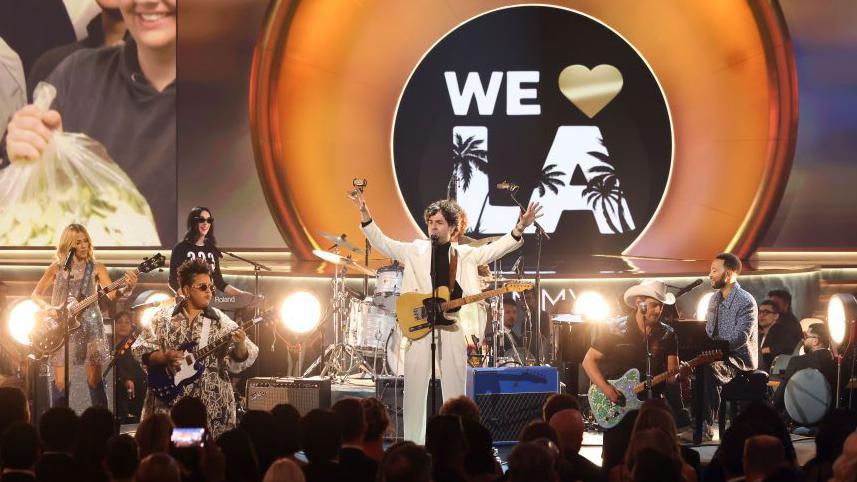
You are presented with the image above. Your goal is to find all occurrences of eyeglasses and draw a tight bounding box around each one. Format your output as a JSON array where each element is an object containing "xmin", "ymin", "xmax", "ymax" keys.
[
  {"xmin": 758, "ymin": 309, "xmax": 777, "ymax": 315},
  {"xmin": 195, "ymin": 216, "xmax": 214, "ymax": 224},
  {"xmin": 191, "ymin": 283, "xmax": 215, "ymax": 292},
  {"xmin": 802, "ymin": 333, "xmax": 819, "ymax": 340}
]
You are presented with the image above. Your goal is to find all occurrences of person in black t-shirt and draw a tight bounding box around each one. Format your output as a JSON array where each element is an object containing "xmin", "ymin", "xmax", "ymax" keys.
[
  {"xmin": 168, "ymin": 206, "xmax": 254, "ymax": 301},
  {"xmin": 582, "ymin": 279, "xmax": 684, "ymax": 472},
  {"xmin": 758, "ymin": 299, "xmax": 802, "ymax": 373},
  {"xmin": 4, "ymin": 0, "xmax": 177, "ymax": 244}
]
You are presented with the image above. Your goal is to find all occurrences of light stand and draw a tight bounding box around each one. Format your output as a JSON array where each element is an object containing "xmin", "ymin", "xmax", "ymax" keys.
[{"xmin": 827, "ymin": 293, "xmax": 856, "ymax": 409}]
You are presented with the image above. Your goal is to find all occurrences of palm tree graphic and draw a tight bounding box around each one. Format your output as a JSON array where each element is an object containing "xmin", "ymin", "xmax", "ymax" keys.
[
  {"xmin": 583, "ymin": 152, "xmax": 632, "ymax": 234},
  {"xmin": 536, "ymin": 163, "xmax": 566, "ymax": 197},
  {"xmin": 449, "ymin": 133, "xmax": 488, "ymax": 200}
]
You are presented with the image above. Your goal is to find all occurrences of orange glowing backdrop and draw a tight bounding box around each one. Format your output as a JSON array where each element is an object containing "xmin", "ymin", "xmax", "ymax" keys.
[{"xmin": 250, "ymin": 1, "xmax": 797, "ymax": 262}]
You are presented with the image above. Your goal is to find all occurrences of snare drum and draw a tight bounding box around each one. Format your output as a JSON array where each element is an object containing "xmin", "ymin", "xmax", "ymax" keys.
[
  {"xmin": 347, "ymin": 300, "xmax": 397, "ymax": 351},
  {"xmin": 374, "ymin": 264, "xmax": 403, "ymax": 296}
]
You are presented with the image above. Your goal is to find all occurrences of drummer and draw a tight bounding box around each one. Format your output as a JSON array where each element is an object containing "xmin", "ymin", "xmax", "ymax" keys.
[{"xmin": 482, "ymin": 296, "xmax": 522, "ymax": 357}]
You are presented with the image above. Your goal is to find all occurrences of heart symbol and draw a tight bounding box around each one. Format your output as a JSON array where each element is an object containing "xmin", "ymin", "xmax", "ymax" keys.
[{"xmin": 558, "ymin": 64, "xmax": 623, "ymax": 118}]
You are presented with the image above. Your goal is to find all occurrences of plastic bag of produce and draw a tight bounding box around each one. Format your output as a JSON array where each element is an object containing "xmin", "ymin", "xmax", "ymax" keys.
[{"xmin": 0, "ymin": 82, "xmax": 160, "ymax": 246}]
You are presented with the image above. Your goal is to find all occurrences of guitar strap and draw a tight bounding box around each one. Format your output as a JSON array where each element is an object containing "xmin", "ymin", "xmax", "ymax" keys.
[
  {"xmin": 78, "ymin": 261, "xmax": 94, "ymax": 299},
  {"xmin": 448, "ymin": 248, "xmax": 458, "ymax": 293}
]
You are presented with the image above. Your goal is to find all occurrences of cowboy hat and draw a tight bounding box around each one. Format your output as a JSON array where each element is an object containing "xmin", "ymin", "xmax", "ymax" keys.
[{"xmin": 623, "ymin": 279, "xmax": 676, "ymax": 308}]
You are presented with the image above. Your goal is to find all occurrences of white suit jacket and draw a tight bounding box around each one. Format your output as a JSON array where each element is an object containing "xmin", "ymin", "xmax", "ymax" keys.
[{"xmin": 361, "ymin": 220, "xmax": 523, "ymax": 300}]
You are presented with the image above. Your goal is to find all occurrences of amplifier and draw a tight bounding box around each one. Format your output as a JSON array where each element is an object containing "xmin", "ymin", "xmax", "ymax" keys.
[
  {"xmin": 375, "ymin": 376, "xmax": 442, "ymax": 441},
  {"xmin": 246, "ymin": 377, "xmax": 331, "ymax": 415},
  {"xmin": 466, "ymin": 367, "xmax": 559, "ymax": 443}
]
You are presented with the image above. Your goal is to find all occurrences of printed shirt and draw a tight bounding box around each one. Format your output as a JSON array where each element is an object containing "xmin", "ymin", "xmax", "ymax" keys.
[
  {"xmin": 705, "ymin": 282, "xmax": 759, "ymax": 372},
  {"xmin": 131, "ymin": 306, "xmax": 258, "ymax": 437}
]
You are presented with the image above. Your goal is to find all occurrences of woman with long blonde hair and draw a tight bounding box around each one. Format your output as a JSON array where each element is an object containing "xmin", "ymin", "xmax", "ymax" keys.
[{"xmin": 31, "ymin": 223, "xmax": 138, "ymax": 407}]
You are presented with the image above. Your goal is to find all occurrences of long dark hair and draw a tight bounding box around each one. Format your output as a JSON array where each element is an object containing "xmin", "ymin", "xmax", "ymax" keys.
[{"xmin": 183, "ymin": 206, "xmax": 217, "ymax": 246}]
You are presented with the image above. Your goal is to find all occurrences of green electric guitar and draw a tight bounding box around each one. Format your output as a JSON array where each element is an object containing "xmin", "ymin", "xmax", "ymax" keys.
[{"xmin": 588, "ymin": 350, "xmax": 722, "ymax": 429}]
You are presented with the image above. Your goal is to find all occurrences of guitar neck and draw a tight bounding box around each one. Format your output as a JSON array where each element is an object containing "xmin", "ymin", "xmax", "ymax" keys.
[
  {"xmin": 442, "ymin": 286, "xmax": 512, "ymax": 311},
  {"xmin": 631, "ymin": 358, "xmax": 701, "ymax": 395},
  {"xmin": 69, "ymin": 268, "xmax": 138, "ymax": 317},
  {"xmin": 193, "ymin": 316, "xmax": 262, "ymax": 362}
]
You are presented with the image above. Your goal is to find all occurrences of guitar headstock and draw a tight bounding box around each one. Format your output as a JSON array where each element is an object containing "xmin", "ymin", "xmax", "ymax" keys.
[
  {"xmin": 259, "ymin": 309, "xmax": 278, "ymax": 326},
  {"xmin": 503, "ymin": 282, "xmax": 534, "ymax": 292},
  {"xmin": 138, "ymin": 253, "xmax": 166, "ymax": 274},
  {"xmin": 692, "ymin": 350, "xmax": 724, "ymax": 366}
]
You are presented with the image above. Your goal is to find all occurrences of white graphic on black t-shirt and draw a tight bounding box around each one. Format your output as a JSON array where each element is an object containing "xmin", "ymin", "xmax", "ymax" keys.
[{"xmin": 186, "ymin": 251, "xmax": 216, "ymax": 268}]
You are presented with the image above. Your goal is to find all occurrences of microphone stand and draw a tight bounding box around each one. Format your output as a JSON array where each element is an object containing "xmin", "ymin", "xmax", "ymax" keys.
[
  {"xmin": 516, "ymin": 260, "xmax": 532, "ymax": 365},
  {"xmin": 61, "ymin": 252, "xmax": 75, "ymax": 409},
  {"xmin": 219, "ymin": 249, "xmax": 272, "ymax": 378},
  {"xmin": 364, "ymin": 239, "xmax": 371, "ymax": 298},
  {"xmin": 429, "ymin": 237, "xmax": 439, "ymax": 417},
  {"xmin": 509, "ymin": 189, "xmax": 549, "ymax": 364}
]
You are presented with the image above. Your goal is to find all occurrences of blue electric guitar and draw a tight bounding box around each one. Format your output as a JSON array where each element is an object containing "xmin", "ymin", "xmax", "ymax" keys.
[{"xmin": 148, "ymin": 310, "xmax": 274, "ymax": 405}]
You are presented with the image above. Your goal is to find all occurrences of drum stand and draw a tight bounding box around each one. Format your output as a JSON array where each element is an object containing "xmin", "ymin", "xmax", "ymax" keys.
[{"xmin": 302, "ymin": 258, "xmax": 376, "ymax": 381}]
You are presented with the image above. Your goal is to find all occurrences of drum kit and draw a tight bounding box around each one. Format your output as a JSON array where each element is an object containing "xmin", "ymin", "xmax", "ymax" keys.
[
  {"xmin": 303, "ymin": 230, "xmax": 537, "ymax": 381},
  {"xmin": 301, "ymin": 232, "xmax": 405, "ymax": 381}
]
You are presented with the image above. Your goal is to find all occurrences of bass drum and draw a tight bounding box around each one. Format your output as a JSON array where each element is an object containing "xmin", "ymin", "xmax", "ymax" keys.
[
  {"xmin": 347, "ymin": 299, "xmax": 396, "ymax": 352},
  {"xmin": 384, "ymin": 326, "xmax": 407, "ymax": 376}
]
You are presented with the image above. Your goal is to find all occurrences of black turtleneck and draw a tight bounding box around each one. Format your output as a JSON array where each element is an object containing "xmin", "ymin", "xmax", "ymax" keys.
[{"xmin": 431, "ymin": 241, "xmax": 462, "ymax": 309}]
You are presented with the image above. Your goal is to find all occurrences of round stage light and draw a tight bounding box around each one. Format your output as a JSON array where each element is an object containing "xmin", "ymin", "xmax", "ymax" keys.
[
  {"xmin": 573, "ymin": 291, "xmax": 610, "ymax": 321},
  {"xmin": 7, "ymin": 299, "xmax": 40, "ymax": 347},
  {"xmin": 696, "ymin": 292, "xmax": 715, "ymax": 321},
  {"xmin": 280, "ymin": 292, "xmax": 322, "ymax": 334},
  {"xmin": 827, "ymin": 293, "xmax": 857, "ymax": 347},
  {"xmin": 132, "ymin": 290, "xmax": 172, "ymax": 328}
]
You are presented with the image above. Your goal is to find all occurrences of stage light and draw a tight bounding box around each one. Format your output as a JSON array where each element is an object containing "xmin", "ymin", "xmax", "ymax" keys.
[
  {"xmin": 696, "ymin": 292, "xmax": 714, "ymax": 321},
  {"xmin": 280, "ymin": 291, "xmax": 322, "ymax": 334},
  {"xmin": 827, "ymin": 293, "xmax": 856, "ymax": 347},
  {"xmin": 7, "ymin": 299, "xmax": 40, "ymax": 347},
  {"xmin": 132, "ymin": 290, "xmax": 172, "ymax": 328},
  {"xmin": 573, "ymin": 291, "xmax": 610, "ymax": 321}
]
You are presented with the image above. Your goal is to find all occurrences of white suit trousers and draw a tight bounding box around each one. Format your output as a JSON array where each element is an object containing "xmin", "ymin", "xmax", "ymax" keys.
[{"xmin": 403, "ymin": 322, "xmax": 468, "ymax": 444}]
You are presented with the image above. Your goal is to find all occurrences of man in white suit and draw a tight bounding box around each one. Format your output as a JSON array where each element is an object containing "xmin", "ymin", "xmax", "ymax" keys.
[{"xmin": 349, "ymin": 189, "xmax": 542, "ymax": 443}]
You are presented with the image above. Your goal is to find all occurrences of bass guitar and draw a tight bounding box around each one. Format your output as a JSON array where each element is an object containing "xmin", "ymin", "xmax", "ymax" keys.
[
  {"xmin": 396, "ymin": 282, "xmax": 532, "ymax": 341},
  {"xmin": 588, "ymin": 350, "xmax": 722, "ymax": 429},
  {"xmin": 32, "ymin": 253, "xmax": 165, "ymax": 356},
  {"xmin": 148, "ymin": 310, "xmax": 275, "ymax": 405}
]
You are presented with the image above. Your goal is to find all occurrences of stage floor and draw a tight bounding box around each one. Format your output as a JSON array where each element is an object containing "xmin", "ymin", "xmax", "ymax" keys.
[{"xmin": 325, "ymin": 379, "xmax": 817, "ymax": 468}]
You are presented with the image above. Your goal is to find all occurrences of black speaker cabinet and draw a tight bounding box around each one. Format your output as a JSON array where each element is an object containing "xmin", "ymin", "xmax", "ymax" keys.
[{"xmin": 476, "ymin": 391, "xmax": 553, "ymax": 443}]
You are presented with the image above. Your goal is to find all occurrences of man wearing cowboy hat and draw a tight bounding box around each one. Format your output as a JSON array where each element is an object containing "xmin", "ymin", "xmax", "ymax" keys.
[{"xmin": 582, "ymin": 279, "xmax": 681, "ymax": 472}]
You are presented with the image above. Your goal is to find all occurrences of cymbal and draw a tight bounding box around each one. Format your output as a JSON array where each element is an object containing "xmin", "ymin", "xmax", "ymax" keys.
[
  {"xmin": 319, "ymin": 231, "xmax": 363, "ymax": 254},
  {"xmin": 551, "ymin": 314, "xmax": 584, "ymax": 323},
  {"xmin": 460, "ymin": 235, "xmax": 502, "ymax": 248},
  {"xmin": 312, "ymin": 249, "xmax": 376, "ymax": 277}
]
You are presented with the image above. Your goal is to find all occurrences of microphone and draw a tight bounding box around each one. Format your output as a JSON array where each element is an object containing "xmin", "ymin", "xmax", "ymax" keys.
[
  {"xmin": 675, "ymin": 279, "xmax": 703, "ymax": 298},
  {"xmin": 639, "ymin": 302, "xmax": 648, "ymax": 315},
  {"xmin": 496, "ymin": 181, "xmax": 519, "ymax": 192},
  {"xmin": 63, "ymin": 247, "xmax": 76, "ymax": 271},
  {"xmin": 430, "ymin": 233, "xmax": 439, "ymax": 245},
  {"xmin": 352, "ymin": 178, "xmax": 367, "ymax": 192}
]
